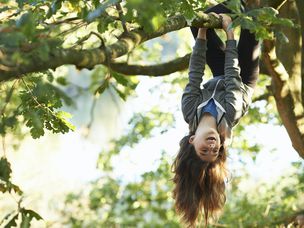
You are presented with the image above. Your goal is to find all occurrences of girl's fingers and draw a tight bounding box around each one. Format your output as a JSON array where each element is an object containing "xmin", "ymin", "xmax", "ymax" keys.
[{"xmin": 209, "ymin": 12, "xmax": 220, "ymax": 18}]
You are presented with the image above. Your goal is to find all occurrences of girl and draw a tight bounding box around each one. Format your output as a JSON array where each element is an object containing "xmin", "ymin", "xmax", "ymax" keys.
[{"xmin": 172, "ymin": 2, "xmax": 260, "ymax": 227}]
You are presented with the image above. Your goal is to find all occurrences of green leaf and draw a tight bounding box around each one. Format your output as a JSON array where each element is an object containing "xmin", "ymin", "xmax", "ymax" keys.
[
  {"xmin": 0, "ymin": 6, "xmax": 10, "ymax": 13},
  {"xmin": 50, "ymin": 0, "xmax": 62, "ymax": 15},
  {"xmin": 4, "ymin": 214, "xmax": 18, "ymax": 228},
  {"xmin": 0, "ymin": 211, "xmax": 16, "ymax": 227},
  {"xmin": 22, "ymin": 209, "xmax": 43, "ymax": 221},
  {"xmin": 275, "ymin": 31, "xmax": 289, "ymax": 44},
  {"xmin": 94, "ymin": 78, "xmax": 110, "ymax": 95},
  {"xmin": 0, "ymin": 183, "xmax": 6, "ymax": 193},
  {"xmin": 20, "ymin": 213, "xmax": 30, "ymax": 228},
  {"xmin": 55, "ymin": 111, "xmax": 75, "ymax": 131},
  {"xmin": 87, "ymin": 0, "xmax": 120, "ymax": 22},
  {"xmin": 112, "ymin": 85, "xmax": 127, "ymax": 101},
  {"xmin": 0, "ymin": 31, "xmax": 27, "ymax": 48},
  {"xmin": 97, "ymin": 17, "xmax": 114, "ymax": 33},
  {"xmin": 56, "ymin": 76, "xmax": 68, "ymax": 86},
  {"xmin": 112, "ymin": 72, "xmax": 129, "ymax": 86},
  {"xmin": 0, "ymin": 157, "xmax": 12, "ymax": 182},
  {"xmin": 16, "ymin": 12, "xmax": 36, "ymax": 39},
  {"xmin": 10, "ymin": 183, "xmax": 23, "ymax": 195},
  {"xmin": 16, "ymin": 0, "xmax": 25, "ymax": 8}
]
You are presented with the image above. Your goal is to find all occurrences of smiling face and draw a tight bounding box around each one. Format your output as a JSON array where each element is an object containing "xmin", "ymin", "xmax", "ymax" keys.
[{"xmin": 189, "ymin": 128, "xmax": 222, "ymax": 162}]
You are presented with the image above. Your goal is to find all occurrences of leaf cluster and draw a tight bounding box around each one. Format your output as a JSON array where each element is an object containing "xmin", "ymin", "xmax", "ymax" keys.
[
  {"xmin": 233, "ymin": 7, "xmax": 296, "ymax": 41},
  {"xmin": 0, "ymin": 157, "xmax": 43, "ymax": 228},
  {"xmin": 59, "ymin": 152, "xmax": 304, "ymax": 227},
  {"xmin": 0, "ymin": 207, "xmax": 43, "ymax": 228},
  {"xmin": 217, "ymin": 162, "xmax": 304, "ymax": 227},
  {"xmin": 0, "ymin": 157, "xmax": 22, "ymax": 195},
  {"xmin": 0, "ymin": 72, "xmax": 75, "ymax": 139},
  {"xmin": 61, "ymin": 153, "xmax": 179, "ymax": 227},
  {"xmin": 91, "ymin": 66, "xmax": 139, "ymax": 101},
  {"xmin": 19, "ymin": 78, "xmax": 75, "ymax": 138}
]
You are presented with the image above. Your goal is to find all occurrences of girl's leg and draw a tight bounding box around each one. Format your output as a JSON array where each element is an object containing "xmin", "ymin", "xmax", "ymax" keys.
[
  {"xmin": 190, "ymin": 3, "xmax": 232, "ymax": 76},
  {"xmin": 238, "ymin": 29, "xmax": 260, "ymax": 88}
]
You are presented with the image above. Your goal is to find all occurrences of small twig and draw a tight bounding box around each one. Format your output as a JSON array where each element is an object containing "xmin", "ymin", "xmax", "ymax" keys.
[
  {"xmin": 0, "ymin": 8, "xmax": 21, "ymax": 21},
  {"xmin": 115, "ymin": 3, "xmax": 128, "ymax": 32},
  {"xmin": 72, "ymin": 31, "xmax": 105, "ymax": 48},
  {"xmin": 0, "ymin": 80, "xmax": 18, "ymax": 157},
  {"xmin": 108, "ymin": 87, "xmax": 122, "ymax": 112},
  {"xmin": 1, "ymin": 135, "xmax": 6, "ymax": 157},
  {"xmin": 57, "ymin": 21, "xmax": 87, "ymax": 38},
  {"xmin": 86, "ymin": 96, "xmax": 98, "ymax": 133},
  {"xmin": 252, "ymin": 92, "xmax": 272, "ymax": 102},
  {"xmin": 0, "ymin": 80, "xmax": 18, "ymax": 117},
  {"xmin": 276, "ymin": 0, "xmax": 288, "ymax": 10},
  {"xmin": 43, "ymin": 17, "xmax": 81, "ymax": 26}
]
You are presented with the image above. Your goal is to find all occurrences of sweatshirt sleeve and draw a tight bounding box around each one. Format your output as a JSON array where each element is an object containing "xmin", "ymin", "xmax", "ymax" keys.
[
  {"xmin": 181, "ymin": 39, "xmax": 207, "ymax": 124},
  {"xmin": 223, "ymin": 40, "xmax": 243, "ymax": 126}
]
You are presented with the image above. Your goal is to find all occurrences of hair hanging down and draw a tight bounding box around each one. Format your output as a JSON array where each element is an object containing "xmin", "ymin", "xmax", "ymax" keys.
[{"xmin": 172, "ymin": 135, "xmax": 228, "ymax": 227}]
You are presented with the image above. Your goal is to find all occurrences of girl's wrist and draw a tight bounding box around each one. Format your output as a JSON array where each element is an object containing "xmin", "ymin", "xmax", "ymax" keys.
[
  {"xmin": 226, "ymin": 30, "xmax": 234, "ymax": 40},
  {"xmin": 197, "ymin": 28, "xmax": 207, "ymax": 40}
]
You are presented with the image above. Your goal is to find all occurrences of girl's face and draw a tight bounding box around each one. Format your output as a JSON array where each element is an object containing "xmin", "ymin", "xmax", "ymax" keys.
[{"xmin": 189, "ymin": 127, "xmax": 222, "ymax": 162}]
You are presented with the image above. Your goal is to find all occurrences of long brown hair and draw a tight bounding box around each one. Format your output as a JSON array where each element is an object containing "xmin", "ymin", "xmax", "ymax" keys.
[{"xmin": 172, "ymin": 134, "xmax": 228, "ymax": 227}]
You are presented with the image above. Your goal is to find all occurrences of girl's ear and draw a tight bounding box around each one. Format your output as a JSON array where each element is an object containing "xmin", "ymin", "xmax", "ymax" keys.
[{"xmin": 189, "ymin": 135, "xmax": 195, "ymax": 144}]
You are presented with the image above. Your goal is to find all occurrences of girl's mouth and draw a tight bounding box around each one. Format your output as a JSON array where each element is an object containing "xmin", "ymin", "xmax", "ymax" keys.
[{"xmin": 207, "ymin": 136, "xmax": 216, "ymax": 141}]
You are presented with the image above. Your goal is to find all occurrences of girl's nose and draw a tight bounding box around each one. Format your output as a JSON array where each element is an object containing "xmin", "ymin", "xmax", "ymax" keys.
[{"xmin": 209, "ymin": 144, "xmax": 215, "ymax": 149}]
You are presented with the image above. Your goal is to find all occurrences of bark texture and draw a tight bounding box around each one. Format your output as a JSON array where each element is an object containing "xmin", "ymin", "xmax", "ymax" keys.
[{"xmin": 262, "ymin": 0, "xmax": 304, "ymax": 158}]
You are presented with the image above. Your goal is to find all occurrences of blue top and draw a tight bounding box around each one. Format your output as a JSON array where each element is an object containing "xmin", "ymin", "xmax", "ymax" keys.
[{"xmin": 201, "ymin": 98, "xmax": 218, "ymax": 119}]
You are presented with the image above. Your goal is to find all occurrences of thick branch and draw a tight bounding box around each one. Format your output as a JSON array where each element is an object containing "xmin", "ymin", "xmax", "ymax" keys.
[
  {"xmin": 271, "ymin": 211, "xmax": 304, "ymax": 226},
  {"xmin": 295, "ymin": 0, "xmax": 304, "ymax": 104},
  {"xmin": 0, "ymin": 14, "xmax": 221, "ymax": 82},
  {"xmin": 108, "ymin": 54, "xmax": 190, "ymax": 76},
  {"xmin": 252, "ymin": 92, "xmax": 272, "ymax": 102},
  {"xmin": 262, "ymin": 40, "xmax": 304, "ymax": 158}
]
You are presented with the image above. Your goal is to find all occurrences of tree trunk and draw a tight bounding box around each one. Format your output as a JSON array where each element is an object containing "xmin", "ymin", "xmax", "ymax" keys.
[{"xmin": 263, "ymin": 0, "xmax": 304, "ymax": 158}]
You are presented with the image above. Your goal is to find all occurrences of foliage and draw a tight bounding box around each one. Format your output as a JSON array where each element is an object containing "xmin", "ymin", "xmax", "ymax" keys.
[
  {"xmin": 0, "ymin": 206, "xmax": 43, "ymax": 228},
  {"xmin": 60, "ymin": 148, "xmax": 304, "ymax": 227},
  {"xmin": 62, "ymin": 153, "xmax": 180, "ymax": 227},
  {"xmin": 90, "ymin": 66, "xmax": 139, "ymax": 101},
  {"xmin": 0, "ymin": 157, "xmax": 22, "ymax": 195},
  {"xmin": 217, "ymin": 161, "xmax": 304, "ymax": 227},
  {"xmin": 0, "ymin": 157, "xmax": 43, "ymax": 228}
]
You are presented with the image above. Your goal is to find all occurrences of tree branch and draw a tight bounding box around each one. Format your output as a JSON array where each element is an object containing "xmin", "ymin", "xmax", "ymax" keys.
[
  {"xmin": 115, "ymin": 3, "xmax": 128, "ymax": 32},
  {"xmin": 252, "ymin": 91, "xmax": 272, "ymax": 102},
  {"xmin": 108, "ymin": 54, "xmax": 190, "ymax": 76},
  {"xmin": 262, "ymin": 39, "xmax": 304, "ymax": 158},
  {"xmin": 295, "ymin": 0, "xmax": 304, "ymax": 105},
  {"xmin": 0, "ymin": 13, "xmax": 221, "ymax": 82}
]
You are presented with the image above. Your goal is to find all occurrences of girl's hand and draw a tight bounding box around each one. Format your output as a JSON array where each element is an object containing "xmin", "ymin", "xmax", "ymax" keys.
[
  {"xmin": 219, "ymin": 14, "xmax": 234, "ymax": 40},
  {"xmin": 220, "ymin": 14, "xmax": 232, "ymax": 32},
  {"xmin": 197, "ymin": 28, "xmax": 207, "ymax": 40}
]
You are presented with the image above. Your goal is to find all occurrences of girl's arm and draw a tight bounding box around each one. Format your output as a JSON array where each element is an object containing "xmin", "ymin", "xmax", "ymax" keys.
[
  {"xmin": 221, "ymin": 14, "xmax": 244, "ymax": 126},
  {"xmin": 181, "ymin": 28, "xmax": 207, "ymax": 124}
]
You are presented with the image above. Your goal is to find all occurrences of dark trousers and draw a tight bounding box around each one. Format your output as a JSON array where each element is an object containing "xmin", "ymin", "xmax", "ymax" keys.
[{"xmin": 190, "ymin": 3, "xmax": 260, "ymax": 88}]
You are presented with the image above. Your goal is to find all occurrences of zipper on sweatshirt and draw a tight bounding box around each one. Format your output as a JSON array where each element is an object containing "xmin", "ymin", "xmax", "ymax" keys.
[{"xmin": 193, "ymin": 79, "xmax": 226, "ymax": 131}]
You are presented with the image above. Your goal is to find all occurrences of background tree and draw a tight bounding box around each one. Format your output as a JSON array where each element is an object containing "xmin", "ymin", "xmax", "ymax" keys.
[{"xmin": 0, "ymin": 0, "xmax": 303, "ymax": 227}]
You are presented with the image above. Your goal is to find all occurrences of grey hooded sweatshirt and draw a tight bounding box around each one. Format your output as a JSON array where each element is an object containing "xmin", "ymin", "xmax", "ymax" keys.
[{"xmin": 181, "ymin": 39, "xmax": 254, "ymax": 144}]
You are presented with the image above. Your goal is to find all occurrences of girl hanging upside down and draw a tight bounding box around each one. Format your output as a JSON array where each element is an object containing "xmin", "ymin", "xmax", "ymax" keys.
[{"xmin": 172, "ymin": 2, "xmax": 260, "ymax": 227}]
